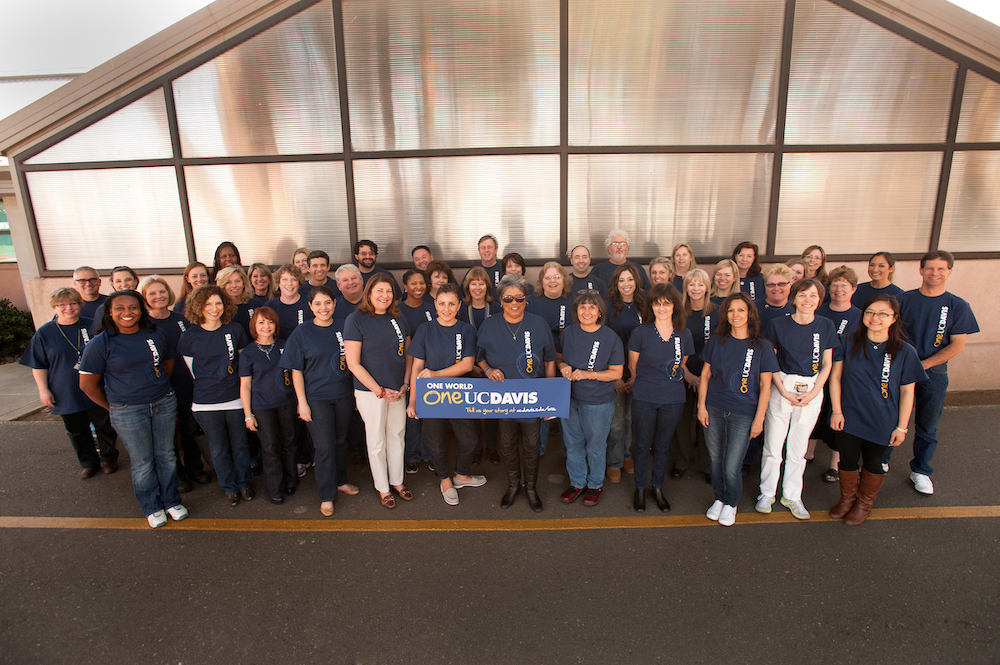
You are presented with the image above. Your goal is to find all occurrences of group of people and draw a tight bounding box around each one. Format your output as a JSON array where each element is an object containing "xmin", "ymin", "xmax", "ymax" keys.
[{"xmin": 21, "ymin": 233, "xmax": 977, "ymax": 528}]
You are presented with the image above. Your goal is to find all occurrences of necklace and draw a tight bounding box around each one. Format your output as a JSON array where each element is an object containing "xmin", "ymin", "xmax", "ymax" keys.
[
  {"xmin": 505, "ymin": 318, "xmax": 523, "ymax": 340},
  {"xmin": 256, "ymin": 341, "xmax": 275, "ymax": 361},
  {"xmin": 56, "ymin": 321, "xmax": 82, "ymax": 363}
]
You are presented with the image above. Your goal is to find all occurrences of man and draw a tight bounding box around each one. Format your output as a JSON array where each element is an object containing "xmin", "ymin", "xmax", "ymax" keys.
[
  {"xmin": 885, "ymin": 250, "xmax": 978, "ymax": 496},
  {"xmin": 299, "ymin": 250, "xmax": 340, "ymax": 298},
  {"xmin": 590, "ymin": 230, "xmax": 652, "ymax": 292},
  {"xmin": 567, "ymin": 245, "xmax": 608, "ymax": 298},
  {"xmin": 334, "ymin": 264, "xmax": 369, "ymax": 462},
  {"xmin": 411, "ymin": 245, "xmax": 434, "ymax": 272},
  {"xmin": 355, "ymin": 240, "xmax": 400, "ymax": 298},
  {"xmin": 757, "ymin": 264, "xmax": 794, "ymax": 334},
  {"xmin": 73, "ymin": 266, "xmax": 106, "ymax": 320},
  {"xmin": 464, "ymin": 234, "xmax": 503, "ymax": 289}
]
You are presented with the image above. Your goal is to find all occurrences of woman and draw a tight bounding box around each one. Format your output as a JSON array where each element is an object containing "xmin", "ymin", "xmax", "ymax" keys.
[
  {"xmin": 291, "ymin": 247, "xmax": 310, "ymax": 275},
  {"xmin": 79, "ymin": 290, "xmax": 184, "ymax": 528},
  {"xmin": 852, "ymin": 252, "xmax": 904, "ymax": 309},
  {"xmin": 528, "ymin": 261, "xmax": 573, "ymax": 340},
  {"xmin": 669, "ymin": 269, "xmax": 715, "ymax": 483},
  {"xmin": 628, "ymin": 283, "xmax": 693, "ymax": 512},
  {"xmin": 264, "ymin": 264, "xmax": 313, "ymax": 340},
  {"xmin": 406, "ymin": 283, "xmax": 487, "ymax": 506},
  {"xmin": 501, "ymin": 252, "xmax": 534, "ymax": 295},
  {"xmin": 211, "ymin": 241, "xmax": 242, "ymax": 281},
  {"xmin": 281, "ymin": 286, "xmax": 359, "ymax": 516},
  {"xmin": 732, "ymin": 241, "xmax": 764, "ymax": 303},
  {"xmin": 21, "ymin": 288, "xmax": 119, "ymax": 479},
  {"xmin": 140, "ymin": 276, "xmax": 209, "ymax": 491},
  {"xmin": 786, "ymin": 259, "xmax": 808, "ymax": 283},
  {"xmin": 459, "ymin": 265, "xmax": 501, "ymax": 465},
  {"xmin": 710, "ymin": 259, "xmax": 739, "ymax": 305},
  {"xmin": 649, "ymin": 257, "xmax": 674, "ymax": 286},
  {"xmin": 88, "ymin": 266, "xmax": 140, "ymax": 335},
  {"xmin": 216, "ymin": 265, "xmax": 253, "ymax": 333},
  {"xmin": 240, "ymin": 307, "xmax": 298, "ymax": 505},
  {"xmin": 178, "ymin": 285, "xmax": 253, "ymax": 507},
  {"xmin": 248, "ymin": 263, "xmax": 277, "ymax": 308},
  {"xmin": 477, "ymin": 275, "xmax": 557, "ymax": 512},
  {"xmin": 801, "ymin": 245, "xmax": 829, "ymax": 285},
  {"xmin": 604, "ymin": 263, "xmax": 645, "ymax": 482},
  {"xmin": 425, "ymin": 260, "xmax": 456, "ymax": 301},
  {"xmin": 344, "ymin": 274, "xmax": 413, "ymax": 509},
  {"xmin": 829, "ymin": 295, "xmax": 926, "ymax": 525},
  {"xmin": 757, "ymin": 278, "xmax": 837, "ymax": 520},
  {"xmin": 671, "ymin": 243, "xmax": 697, "ymax": 291},
  {"xmin": 556, "ymin": 291, "xmax": 624, "ymax": 507},
  {"xmin": 697, "ymin": 293, "xmax": 778, "ymax": 526},
  {"xmin": 174, "ymin": 261, "xmax": 210, "ymax": 314},
  {"xmin": 400, "ymin": 269, "xmax": 434, "ymax": 473}
]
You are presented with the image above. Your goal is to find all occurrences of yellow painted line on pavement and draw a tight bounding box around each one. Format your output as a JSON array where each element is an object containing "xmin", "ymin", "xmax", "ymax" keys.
[{"xmin": 1, "ymin": 505, "xmax": 999, "ymax": 533}]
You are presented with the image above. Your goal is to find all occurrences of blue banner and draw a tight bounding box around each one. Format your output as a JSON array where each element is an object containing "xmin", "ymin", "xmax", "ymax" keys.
[{"xmin": 414, "ymin": 378, "xmax": 570, "ymax": 419}]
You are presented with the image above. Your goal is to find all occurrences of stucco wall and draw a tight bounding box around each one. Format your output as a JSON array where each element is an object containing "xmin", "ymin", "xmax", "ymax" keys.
[{"xmin": 0, "ymin": 263, "xmax": 28, "ymax": 311}]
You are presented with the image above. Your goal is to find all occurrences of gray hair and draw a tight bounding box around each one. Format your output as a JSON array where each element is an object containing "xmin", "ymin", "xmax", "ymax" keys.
[
  {"xmin": 604, "ymin": 229, "xmax": 630, "ymax": 250},
  {"xmin": 334, "ymin": 264, "xmax": 362, "ymax": 280},
  {"xmin": 497, "ymin": 274, "xmax": 529, "ymax": 297},
  {"xmin": 73, "ymin": 266, "xmax": 100, "ymax": 279}
]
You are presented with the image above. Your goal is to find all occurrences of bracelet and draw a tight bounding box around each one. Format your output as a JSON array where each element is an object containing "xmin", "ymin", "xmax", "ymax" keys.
[
  {"xmin": 245, "ymin": 415, "xmax": 254, "ymax": 422},
  {"xmin": 894, "ymin": 426, "xmax": 908, "ymax": 433},
  {"xmin": 832, "ymin": 412, "xmax": 843, "ymax": 416},
  {"xmin": 377, "ymin": 387, "xmax": 386, "ymax": 399}
]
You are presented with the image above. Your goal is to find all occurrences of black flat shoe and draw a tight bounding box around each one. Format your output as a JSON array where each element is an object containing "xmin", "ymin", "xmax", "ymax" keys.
[
  {"xmin": 285, "ymin": 485, "xmax": 296, "ymax": 496},
  {"xmin": 500, "ymin": 484, "xmax": 521, "ymax": 509},
  {"xmin": 652, "ymin": 487, "xmax": 671, "ymax": 512},
  {"xmin": 472, "ymin": 449, "xmax": 483, "ymax": 466},
  {"xmin": 633, "ymin": 488, "xmax": 646, "ymax": 512},
  {"xmin": 270, "ymin": 496, "xmax": 283, "ymax": 505},
  {"xmin": 177, "ymin": 477, "xmax": 193, "ymax": 494},
  {"xmin": 488, "ymin": 449, "xmax": 501, "ymax": 464},
  {"xmin": 525, "ymin": 487, "xmax": 543, "ymax": 513},
  {"xmin": 669, "ymin": 467, "xmax": 685, "ymax": 480}
]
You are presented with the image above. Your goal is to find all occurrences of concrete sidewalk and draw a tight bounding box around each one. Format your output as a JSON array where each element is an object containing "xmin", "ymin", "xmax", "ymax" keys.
[{"xmin": 0, "ymin": 361, "xmax": 42, "ymax": 422}]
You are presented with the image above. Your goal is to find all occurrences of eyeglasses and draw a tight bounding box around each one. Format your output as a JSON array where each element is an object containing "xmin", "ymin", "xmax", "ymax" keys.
[
  {"xmin": 74, "ymin": 278, "xmax": 100, "ymax": 284},
  {"xmin": 609, "ymin": 241, "xmax": 628, "ymax": 247},
  {"xmin": 500, "ymin": 294, "xmax": 526, "ymax": 304},
  {"xmin": 864, "ymin": 310, "xmax": 894, "ymax": 320},
  {"xmin": 576, "ymin": 289, "xmax": 599, "ymax": 295},
  {"xmin": 765, "ymin": 282, "xmax": 789, "ymax": 289}
]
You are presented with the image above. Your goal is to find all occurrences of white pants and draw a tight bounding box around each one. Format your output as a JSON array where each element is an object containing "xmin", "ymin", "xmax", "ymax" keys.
[
  {"xmin": 355, "ymin": 390, "xmax": 406, "ymax": 494},
  {"xmin": 760, "ymin": 373, "xmax": 822, "ymax": 502}
]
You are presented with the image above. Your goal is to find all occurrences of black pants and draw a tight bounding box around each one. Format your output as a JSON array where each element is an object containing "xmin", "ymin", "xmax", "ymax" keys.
[
  {"xmin": 61, "ymin": 407, "xmax": 118, "ymax": 469},
  {"xmin": 255, "ymin": 403, "xmax": 299, "ymax": 499},
  {"xmin": 498, "ymin": 420, "xmax": 541, "ymax": 488},
  {"xmin": 424, "ymin": 418, "xmax": 480, "ymax": 480},
  {"xmin": 835, "ymin": 431, "xmax": 888, "ymax": 475},
  {"xmin": 478, "ymin": 419, "xmax": 499, "ymax": 453},
  {"xmin": 176, "ymin": 404, "xmax": 205, "ymax": 477}
]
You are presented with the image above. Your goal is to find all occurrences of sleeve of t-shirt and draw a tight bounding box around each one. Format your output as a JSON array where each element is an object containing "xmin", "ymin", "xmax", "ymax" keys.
[
  {"xmin": 627, "ymin": 326, "xmax": 643, "ymax": 354},
  {"xmin": 758, "ymin": 339, "xmax": 780, "ymax": 373},
  {"xmin": 952, "ymin": 299, "xmax": 980, "ymax": 336},
  {"xmin": 462, "ymin": 326, "xmax": 478, "ymax": 359},
  {"xmin": 238, "ymin": 350, "xmax": 253, "ymax": 378},
  {"xmin": 235, "ymin": 326, "xmax": 250, "ymax": 349},
  {"xmin": 21, "ymin": 332, "xmax": 49, "ymax": 370},
  {"xmin": 700, "ymin": 336, "xmax": 719, "ymax": 368},
  {"xmin": 279, "ymin": 330, "xmax": 305, "ymax": 371},
  {"xmin": 408, "ymin": 325, "xmax": 428, "ymax": 361},
  {"xmin": 343, "ymin": 313, "xmax": 363, "ymax": 343},
  {"xmin": 78, "ymin": 334, "xmax": 108, "ymax": 375},
  {"xmin": 398, "ymin": 315, "xmax": 411, "ymax": 339},
  {"xmin": 899, "ymin": 344, "xmax": 929, "ymax": 385},
  {"xmin": 681, "ymin": 328, "xmax": 695, "ymax": 357},
  {"xmin": 608, "ymin": 334, "xmax": 625, "ymax": 366},
  {"xmin": 762, "ymin": 319, "xmax": 776, "ymax": 345},
  {"xmin": 177, "ymin": 330, "xmax": 193, "ymax": 358}
]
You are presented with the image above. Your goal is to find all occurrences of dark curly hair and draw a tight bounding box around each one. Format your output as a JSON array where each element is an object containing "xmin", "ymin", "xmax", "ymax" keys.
[{"xmin": 184, "ymin": 285, "xmax": 238, "ymax": 326}]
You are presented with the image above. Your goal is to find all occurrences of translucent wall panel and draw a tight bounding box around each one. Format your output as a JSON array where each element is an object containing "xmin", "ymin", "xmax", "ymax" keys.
[
  {"xmin": 776, "ymin": 152, "xmax": 942, "ymax": 255},
  {"xmin": 27, "ymin": 168, "xmax": 188, "ymax": 270},
  {"xmin": 940, "ymin": 151, "xmax": 1000, "ymax": 252},
  {"xmin": 343, "ymin": 0, "xmax": 559, "ymax": 151},
  {"xmin": 173, "ymin": 1, "xmax": 342, "ymax": 158},
  {"xmin": 186, "ymin": 162, "xmax": 350, "ymax": 266},
  {"xmin": 568, "ymin": 154, "xmax": 772, "ymax": 260},
  {"xmin": 26, "ymin": 90, "xmax": 172, "ymax": 164},
  {"xmin": 353, "ymin": 155, "xmax": 560, "ymax": 263},
  {"xmin": 786, "ymin": 0, "xmax": 955, "ymax": 144},
  {"xmin": 569, "ymin": 0, "xmax": 784, "ymax": 146},
  {"xmin": 957, "ymin": 71, "xmax": 1000, "ymax": 143}
]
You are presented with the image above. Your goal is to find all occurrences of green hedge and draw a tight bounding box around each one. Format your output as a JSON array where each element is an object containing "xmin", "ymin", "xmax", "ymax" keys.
[{"xmin": 0, "ymin": 298, "xmax": 35, "ymax": 360}]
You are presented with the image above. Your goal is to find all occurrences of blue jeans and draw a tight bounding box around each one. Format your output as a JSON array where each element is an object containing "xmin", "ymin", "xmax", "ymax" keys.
[
  {"xmin": 306, "ymin": 398, "xmax": 353, "ymax": 502},
  {"xmin": 404, "ymin": 416, "xmax": 429, "ymax": 463},
  {"xmin": 883, "ymin": 366, "xmax": 947, "ymax": 476},
  {"xmin": 194, "ymin": 409, "xmax": 251, "ymax": 495},
  {"xmin": 606, "ymin": 392, "xmax": 633, "ymax": 468},
  {"xmin": 703, "ymin": 406, "xmax": 754, "ymax": 507},
  {"xmin": 561, "ymin": 400, "xmax": 615, "ymax": 489},
  {"xmin": 109, "ymin": 392, "xmax": 180, "ymax": 517},
  {"xmin": 631, "ymin": 399, "xmax": 684, "ymax": 490}
]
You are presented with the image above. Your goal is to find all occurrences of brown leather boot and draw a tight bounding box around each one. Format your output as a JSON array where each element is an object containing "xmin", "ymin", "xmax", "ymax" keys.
[
  {"xmin": 829, "ymin": 469, "xmax": 859, "ymax": 519},
  {"xmin": 844, "ymin": 470, "xmax": 886, "ymax": 526}
]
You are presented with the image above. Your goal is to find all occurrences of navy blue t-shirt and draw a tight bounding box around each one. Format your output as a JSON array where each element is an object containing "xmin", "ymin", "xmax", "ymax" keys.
[
  {"xmin": 852, "ymin": 281, "xmax": 903, "ymax": 310},
  {"xmin": 173, "ymin": 297, "xmax": 188, "ymax": 316},
  {"xmin": 333, "ymin": 295, "xmax": 363, "ymax": 329},
  {"xmin": 280, "ymin": 320, "xmax": 353, "ymax": 402},
  {"xmin": 757, "ymin": 301, "xmax": 793, "ymax": 338},
  {"xmin": 79, "ymin": 328, "xmax": 175, "ymax": 405},
  {"xmin": 359, "ymin": 267, "xmax": 401, "ymax": 299},
  {"xmin": 558, "ymin": 323, "xmax": 624, "ymax": 405},
  {"xmin": 763, "ymin": 315, "xmax": 838, "ymax": 377},
  {"xmin": 628, "ymin": 325, "xmax": 694, "ymax": 405},
  {"xmin": 571, "ymin": 273, "xmax": 608, "ymax": 299},
  {"xmin": 592, "ymin": 260, "xmax": 652, "ymax": 292},
  {"xmin": 459, "ymin": 301, "xmax": 499, "ymax": 330},
  {"xmin": 152, "ymin": 312, "xmax": 194, "ymax": 404},
  {"xmin": 838, "ymin": 341, "xmax": 927, "ymax": 444},
  {"xmin": 263, "ymin": 296, "xmax": 315, "ymax": 340},
  {"xmin": 177, "ymin": 323, "xmax": 250, "ymax": 405},
  {"xmin": 79, "ymin": 295, "xmax": 106, "ymax": 322},
  {"xmin": 400, "ymin": 299, "xmax": 436, "ymax": 336},
  {"xmin": 21, "ymin": 318, "xmax": 97, "ymax": 415},
  {"xmin": 701, "ymin": 335, "xmax": 780, "ymax": 416},
  {"xmin": 343, "ymin": 311, "xmax": 410, "ymax": 391},
  {"xmin": 239, "ymin": 340, "xmax": 295, "ymax": 409},
  {"xmin": 739, "ymin": 274, "xmax": 765, "ymax": 303},
  {"xmin": 463, "ymin": 263, "xmax": 504, "ymax": 290},
  {"xmin": 408, "ymin": 319, "xmax": 478, "ymax": 373},
  {"xmin": 476, "ymin": 312, "xmax": 557, "ymax": 380},
  {"xmin": 526, "ymin": 294, "xmax": 572, "ymax": 341},
  {"xmin": 232, "ymin": 303, "xmax": 252, "ymax": 336},
  {"xmin": 684, "ymin": 309, "xmax": 716, "ymax": 377},
  {"xmin": 604, "ymin": 299, "xmax": 642, "ymax": 350},
  {"xmin": 817, "ymin": 304, "xmax": 862, "ymax": 345},
  {"xmin": 298, "ymin": 276, "xmax": 340, "ymax": 299},
  {"xmin": 898, "ymin": 290, "xmax": 979, "ymax": 364},
  {"xmin": 248, "ymin": 294, "xmax": 269, "ymax": 309},
  {"xmin": 88, "ymin": 303, "xmax": 108, "ymax": 337}
]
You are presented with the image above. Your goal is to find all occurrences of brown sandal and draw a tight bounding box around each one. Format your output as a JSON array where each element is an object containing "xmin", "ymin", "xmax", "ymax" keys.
[
  {"xmin": 379, "ymin": 493, "xmax": 396, "ymax": 509},
  {"xmin": 393, "ymin": 485, "xmax": 414, "ymax": 501}
]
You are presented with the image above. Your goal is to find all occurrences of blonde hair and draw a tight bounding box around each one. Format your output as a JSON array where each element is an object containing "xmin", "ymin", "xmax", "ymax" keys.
[
  {"xmin": 710, "ymin": 259, "xmax": 739, "ymax": 299},
  {"xmin": 138, "ymin": 275, "xmax": 176, "ymax": 308},
  {"xmin": 535, "ymin": 261, "xmax": 571, "ymax": 299},
  {"xmin": 216, "ymin": 266, "xmax": 251, "ymax": 304}
]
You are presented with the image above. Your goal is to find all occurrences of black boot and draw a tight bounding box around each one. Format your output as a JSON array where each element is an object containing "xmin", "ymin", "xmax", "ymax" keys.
[
  {"xmin": 525, "ymin": 485, "xmax": 543, "ymax": 512},
  {"xmin": 633, "ymin": 488, "xmax": 646, "ymax": 512},
  {"xmin": 501, "ymin": 484, "xmax": 521, "ymax": 509},
  {"xmin": 652, "ymin": 487, "xmax": 670, "ymax": 512}
]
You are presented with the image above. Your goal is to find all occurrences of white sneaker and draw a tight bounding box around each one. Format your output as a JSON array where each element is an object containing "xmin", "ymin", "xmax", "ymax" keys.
[
  {"xmin": 452, "ymin": 475, "xmax": 487, "ymax": 489},
  {"xmin": 881, "ymin": 462, "xmax": 890, "ymax": 473},
  {"xmin": 297, "ymin": 462, "xmax": 310, "ymax": 478},
  {"xmin": 441, "ymin": 486, "xmax": 459, "ymax": 506},
  {"xmin": 166, "ymin": 504, "xmax": 188, "ymax": 521},
  {"xmin": 719, "ymin": 505, "xmax": 737, "ymax": 527},
  {"xmin": 147, "ymin": 510, "xmax": 167, "ymax": 528},
  {"xmin": 755, "ymin": 495, "xmax": 774, "ymax": 514},
  {"xmin": 706, "ymin": 500, "xmax": 724, "ymax": 521},
  {"xmin": 780, "ymin": 496, "xmax": 811, "ymax": 520},
  {"xmin": 910, "ymin": 472, "xmax": 934, "ymax": 495}
]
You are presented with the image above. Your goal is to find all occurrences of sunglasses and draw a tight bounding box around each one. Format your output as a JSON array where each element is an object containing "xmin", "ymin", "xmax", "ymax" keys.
[{"xmin": 500, "ymin": 294, "xmax": 526, "ymax": 304}]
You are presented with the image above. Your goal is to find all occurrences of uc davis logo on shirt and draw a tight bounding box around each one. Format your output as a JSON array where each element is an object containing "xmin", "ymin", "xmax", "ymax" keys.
[
  {"xmin": 880, "ymin": 353, "xmax": 892, "ymax": 399},
  {"xmin": 334, "ymin": 331, "xmax": 347, "ymax": 374},
  {"xmin": 667, "ymin": 337, "xmax": 683, "ymax": 381},
  {"xmin": 740, "ymin": 348, "xmax": 754, "ymax": 394},
  {"xmin": 934, "ymin": 306, "xmax": 949, "ymax": 348},
  {"xmin": 390, "ymin": 319, "xmax": 405, "ymax": 358},
  {"xmin": 523, "ymin": 330, "xmax": 534, "ymax": 376},
  {"xmin": 454, "ymin": 333, "xmax": 464, "ymax": 365},
  {"xmin": 147, "ymin": 338, "xmax": 162, "ymax": 379},
  {"xmin": 811, "ymin": 333, "xmax": 821, "ymax": 374}
]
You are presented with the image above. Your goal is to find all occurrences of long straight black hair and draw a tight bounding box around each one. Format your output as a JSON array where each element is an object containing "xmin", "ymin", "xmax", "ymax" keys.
[{"xmin": 850, "ymin": 294, "xmax": 904, "ymax": 360}]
